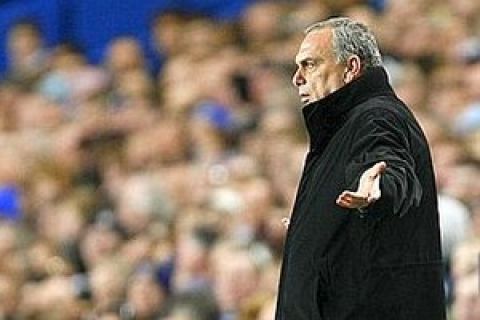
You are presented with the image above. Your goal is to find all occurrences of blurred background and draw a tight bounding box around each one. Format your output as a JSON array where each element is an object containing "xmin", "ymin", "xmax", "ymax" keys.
[{"xmin": 0, "ymin": 0, "xmax": 478, "ymax": 319}]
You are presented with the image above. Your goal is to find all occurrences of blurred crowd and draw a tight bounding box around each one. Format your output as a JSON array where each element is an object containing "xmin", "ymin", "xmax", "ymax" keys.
[{"xmin": 0, "ymin": 0, "xmax": 479, "ymax": 319}]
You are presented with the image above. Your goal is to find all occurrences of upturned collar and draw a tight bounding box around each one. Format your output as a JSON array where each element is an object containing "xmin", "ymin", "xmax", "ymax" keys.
[{"xmin": 301, "ymin": 66, "xmax": 395, "ymax": 152}]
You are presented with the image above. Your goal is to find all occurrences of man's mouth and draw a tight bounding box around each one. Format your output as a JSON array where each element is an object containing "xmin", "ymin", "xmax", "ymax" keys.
[{"xmin": 300, "ymin": 94, "xmax": 309, "ymax": 104}]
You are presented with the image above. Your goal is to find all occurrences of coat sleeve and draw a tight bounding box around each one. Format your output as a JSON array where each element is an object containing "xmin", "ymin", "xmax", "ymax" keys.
[{"xmin": 345, "ymin": 109, "xmax": 423, "ymax": 217}]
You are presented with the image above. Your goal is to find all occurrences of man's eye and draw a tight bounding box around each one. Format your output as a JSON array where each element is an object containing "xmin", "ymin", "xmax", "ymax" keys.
[{"xmin": 306, "ymin": 61, "xmax": 315, "ymax": 69}]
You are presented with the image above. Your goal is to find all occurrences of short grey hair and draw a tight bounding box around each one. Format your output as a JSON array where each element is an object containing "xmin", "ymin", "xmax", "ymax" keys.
[{"xmin": 305, "ymin": 17, "xmax": 382, "ymax": 68}]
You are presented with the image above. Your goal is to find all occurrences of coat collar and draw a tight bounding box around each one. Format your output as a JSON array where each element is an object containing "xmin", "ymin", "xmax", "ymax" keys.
[{"xmin": 301, "ymin": 66, "xmax": 395, "ymax": 151}]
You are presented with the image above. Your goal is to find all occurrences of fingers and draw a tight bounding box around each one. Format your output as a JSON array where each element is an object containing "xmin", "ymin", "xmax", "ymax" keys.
[
  {"xmin": 371, "ymin": 161, "xmax": 387, "ymax": 176},
  {"xmin": 336, "ymin": 191, "xmax": 369, "ymax": 208},
  {"xmin": 336, "ymin": 187, "xmax": 381, "ymax": 209}
]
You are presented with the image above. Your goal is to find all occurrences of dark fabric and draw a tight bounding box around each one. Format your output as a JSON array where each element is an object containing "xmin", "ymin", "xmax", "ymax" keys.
[{"xmin": 275, "ymin": 67, "xmax": 446, "ymax": 320}]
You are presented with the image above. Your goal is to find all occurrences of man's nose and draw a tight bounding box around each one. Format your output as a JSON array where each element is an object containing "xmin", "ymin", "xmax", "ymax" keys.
[{"xmin": 292, "ymin": 69, "xmax": 306, "ymax": 87}]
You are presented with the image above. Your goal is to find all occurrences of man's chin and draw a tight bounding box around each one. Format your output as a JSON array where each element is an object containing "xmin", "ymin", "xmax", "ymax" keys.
[{"xmin": 301, "ymin": 98, "xmax": 319, "ymax": 107}]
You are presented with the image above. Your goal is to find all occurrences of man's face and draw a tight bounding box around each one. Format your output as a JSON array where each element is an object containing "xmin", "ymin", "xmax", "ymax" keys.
[{"xmin": 293, "ymin": 29, "xmax": 346, "ymax": 106}]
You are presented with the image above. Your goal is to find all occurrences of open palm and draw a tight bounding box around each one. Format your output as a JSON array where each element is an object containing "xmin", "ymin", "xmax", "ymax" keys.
[{"xmin": 336, "ymin": 161, "xmax": 387, "ymax": 210}]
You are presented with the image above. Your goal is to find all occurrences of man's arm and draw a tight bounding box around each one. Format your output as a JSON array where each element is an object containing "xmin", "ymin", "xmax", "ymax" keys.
[{"xmin": 337, "ymin": 110, "xmax": 423, "ymax": 217}]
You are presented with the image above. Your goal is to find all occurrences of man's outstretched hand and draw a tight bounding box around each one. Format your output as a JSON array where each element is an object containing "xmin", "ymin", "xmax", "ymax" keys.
[{"xmin": 336, "ymin": 161, "xmax": 387, "ymax": 210}]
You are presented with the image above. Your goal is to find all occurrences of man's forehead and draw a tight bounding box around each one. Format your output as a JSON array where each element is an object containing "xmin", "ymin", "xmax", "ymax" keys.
[{"xmin": 295, "ymin": 29, "xmax": 333, "ymax": 62}]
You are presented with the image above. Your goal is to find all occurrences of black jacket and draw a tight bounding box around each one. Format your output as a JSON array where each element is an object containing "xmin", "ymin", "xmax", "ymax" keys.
[{"xmin": 275, "ymin": 67, "xmax": 446, "ymax": 320}]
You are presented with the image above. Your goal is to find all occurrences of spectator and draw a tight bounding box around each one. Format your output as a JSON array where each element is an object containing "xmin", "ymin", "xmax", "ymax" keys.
[
  {"xmin": 0, "ymin": 1, "xmax": 478, "ymax": 318},
  {"xmin": 6, "ymin": 20, "xmax": 48, "ymax": 86}
]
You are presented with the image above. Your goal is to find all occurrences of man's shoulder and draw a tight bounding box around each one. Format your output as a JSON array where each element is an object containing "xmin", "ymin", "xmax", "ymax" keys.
[{"xmin": 350, "ymin": 94, "xmax": 410, "ymax": 122}]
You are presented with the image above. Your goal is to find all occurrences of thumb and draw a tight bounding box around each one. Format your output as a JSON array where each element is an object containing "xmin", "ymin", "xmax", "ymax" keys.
[{"xmin": 372, "ymin": 161, "xmax": 387, "ymax": 176}]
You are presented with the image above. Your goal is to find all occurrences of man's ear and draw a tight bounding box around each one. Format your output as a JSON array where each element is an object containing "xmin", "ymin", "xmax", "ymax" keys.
[{"xmin": 343, "ymin": 55, "xmax": 362, "ymax": 83}]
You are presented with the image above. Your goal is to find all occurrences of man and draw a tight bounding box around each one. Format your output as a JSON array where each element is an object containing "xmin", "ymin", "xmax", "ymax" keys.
[
  {"xmin": 7, "ymin": 20, "xmax": 47, "ymax": 82},
  {"xmin": 275, "ymin": 17, "xmax": 446, "ymax": 319}
]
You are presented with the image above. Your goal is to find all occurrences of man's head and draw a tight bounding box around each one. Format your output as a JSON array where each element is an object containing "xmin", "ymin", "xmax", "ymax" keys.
[
  {"xmin": 8, "ymin": 21, "xmax": 42, "ymax": 58},
  {"xmin": 293, "ymin": 17, "xmax": 382, "ymax": 105}
]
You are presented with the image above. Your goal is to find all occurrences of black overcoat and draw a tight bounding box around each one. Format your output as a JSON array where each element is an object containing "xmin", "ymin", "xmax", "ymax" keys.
[{"xmin": 275, "ymin": 67, "xmax": 446, "ymax": 320}]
